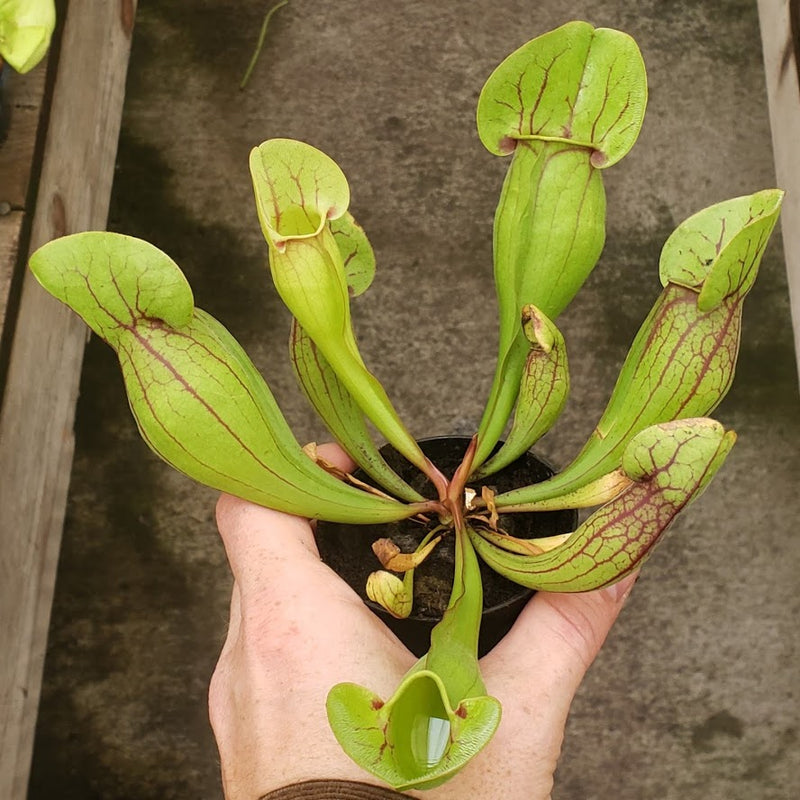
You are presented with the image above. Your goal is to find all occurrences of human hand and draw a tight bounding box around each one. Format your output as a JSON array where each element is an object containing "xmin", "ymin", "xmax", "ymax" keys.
[{"xmin": 208, "ymin": 444, "xmax": 636, "ymax": 799}]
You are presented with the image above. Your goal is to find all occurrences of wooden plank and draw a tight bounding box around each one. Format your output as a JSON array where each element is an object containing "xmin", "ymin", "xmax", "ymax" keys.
[
  {"xmin": 0, "ymin": 65, "xmax": 48, "ymax": 206},
  {"xmin": 0, "ymin": 105, "xmax": 44, "ymax": 207},
  {"xmin": 0, "ymin": 211, "xmax": 23, "ymax": 336},
  {"xmin": 2, "ymin": 58, "xmax": 48, "ymax": 109},
  {"xmin": 0, "ymin": 64, "xmax": 48, "ymax": 364},
  {"xmin": 0, "ymin": 1, "xmax": 137, "ymax": 797},
  {"xmin": 758, "ymin": 0, "xmax": 800, "ymax": 380}
]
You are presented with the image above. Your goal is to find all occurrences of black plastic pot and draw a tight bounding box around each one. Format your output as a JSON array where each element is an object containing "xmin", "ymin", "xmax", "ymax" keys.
[{"xmin": 316, "ymin": 437, "xmax": 577, "ymax": 657}]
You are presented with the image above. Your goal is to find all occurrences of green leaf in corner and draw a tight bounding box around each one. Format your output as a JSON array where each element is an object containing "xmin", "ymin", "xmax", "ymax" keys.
[
  {"xmin": 0, "ymin": 0, "xmax": 55, "ymax": 74},
  {"xmin": 29, "ymin": 232, "xmax": 428, "ymax": 524}
]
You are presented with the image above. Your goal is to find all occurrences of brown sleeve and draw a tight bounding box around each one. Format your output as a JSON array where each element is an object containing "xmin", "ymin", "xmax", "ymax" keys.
[{"xmin": 259, "ymin": 779, "xmax": 411, "ymax": 799}]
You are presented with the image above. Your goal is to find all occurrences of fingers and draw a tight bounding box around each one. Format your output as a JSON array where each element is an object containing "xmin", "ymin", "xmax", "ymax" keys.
[
  {"xmin": 315, "ymin": 441, "xmax": 357, "ymax": 473},
  {"xmin": 214, "ymin": 491, "xmax": 373, "ymax": 669},
  {"xmin": 215, "ymin": 442, "xmax": 356, "ymax": 591},
  {"xmin": 218, "ymin": 580, "xmax": 242, "ymax": 659},
  {"xmin": 482, "ymin": 573, "xmax": 637, "ymax": 702},
  {"xmin": 216, "ymin": 492, "xmax": 320, "ymax": 583}
]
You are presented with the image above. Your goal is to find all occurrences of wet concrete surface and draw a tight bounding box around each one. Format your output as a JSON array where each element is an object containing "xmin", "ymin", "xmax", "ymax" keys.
[{"xmin": 28, "ymin": 1, "xmax": 800, "ymax": 798}]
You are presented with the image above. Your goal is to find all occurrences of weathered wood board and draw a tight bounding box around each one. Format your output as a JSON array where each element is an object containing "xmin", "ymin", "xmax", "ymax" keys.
[
  {"xmin": 0, "ymin": 2, "xmax": 137, "ymax": 798},
  {"xmin": 759, "ymin": 0, "xmax": 800, "ymax": 382},
  {"xmin": 0, "ymin": 65, "xmax": 47, "ymax": 364}
]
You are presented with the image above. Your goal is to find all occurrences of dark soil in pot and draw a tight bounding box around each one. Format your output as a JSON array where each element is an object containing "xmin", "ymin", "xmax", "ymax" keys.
[{"xmin": 316, "ymin": 436, "xmax": 577, "ymax": 657}]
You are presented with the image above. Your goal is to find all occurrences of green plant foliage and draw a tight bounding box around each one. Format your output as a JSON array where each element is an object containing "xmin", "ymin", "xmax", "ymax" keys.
[
  {"xmin": 239, "ymin": 0, "xmax": 289, "ymax": 90},
  {"xmin": 290, "ymin": 320, "xmax": 424, "ymax": 502},
  {"xmin": 472, "ymin": 419, "xmax": 735, "ymax": 590},
  {"xmin": 365, "ymin": 569, "xmax": 414, "ymax": 619},
  {"xmin": 475, "ymin": 304, "xmax": 568, "ymax": 478},
  {"xmin": 250, "ymin": 139, "xmax": 445, "ymax": 491},
  {"xmin": 472, "ymin": 21, "xmax": 647, "ymax": 468},
  {"xmin": 659, "ymin": 189, "xmax": 782, "ymax": 311},
  {"xmin": 330, "ymin": 211, "xmax": 376, "ymax": 298},
  {"xmin": 288, "ymin": 208, "xmax": 422, "ymax": 500},
  {"xmin": 476, "ymin": 21, "xmax": 647, "ymax": 163},
  {"xmin": 328, "ymin": 529, "xmax": 501, "ymax": 789},
  {"xmin": 495, "ymin": 189, "xmax": 782, "ymax": 509},
  {"xmin": 29, "ymin": 232, "xmax": 424, "ymax": 524},
  {"xmin": 28, "ymin": 19, "xmax": 783, "ymax": 790}
]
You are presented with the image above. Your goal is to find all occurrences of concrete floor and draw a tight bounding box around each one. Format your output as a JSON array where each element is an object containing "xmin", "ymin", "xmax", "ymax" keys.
[{"xmin": 28, "ymin": 1, "xmax": 800, "ymax": 798}]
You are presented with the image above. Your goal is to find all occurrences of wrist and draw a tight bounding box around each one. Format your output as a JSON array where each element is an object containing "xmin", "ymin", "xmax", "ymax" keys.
[{"xmin": 259, "ymin": 779, "xmax": 410, "ymax": 799}]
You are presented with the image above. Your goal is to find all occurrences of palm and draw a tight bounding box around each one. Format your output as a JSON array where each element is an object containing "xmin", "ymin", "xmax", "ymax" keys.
[{"xmin": 209, "ymin": 446, "xmax": 632, "ymax": 799}]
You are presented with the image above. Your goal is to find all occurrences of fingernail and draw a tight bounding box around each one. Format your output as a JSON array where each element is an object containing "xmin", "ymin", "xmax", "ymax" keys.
[{"xmin": 606, "ymin": 573, "xmax": 639, "ymax": 603}]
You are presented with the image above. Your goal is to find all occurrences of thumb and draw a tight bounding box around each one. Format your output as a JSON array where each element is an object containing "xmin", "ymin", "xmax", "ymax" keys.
[
  {"xmin": 482, "ymin": 574, "xmax": 637, "ymax": 720},
  {"xmin": 215, "ymin": 494, "xmax": 322, "ymax": 591},
  {"xmin": 214, "ymin": 442, "xmax": 357, "ymax": 592}
]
